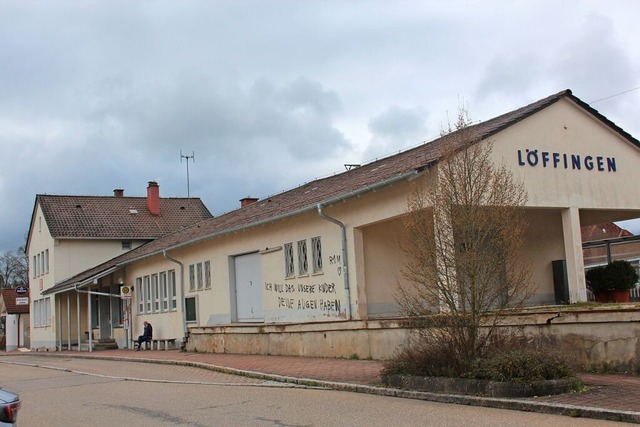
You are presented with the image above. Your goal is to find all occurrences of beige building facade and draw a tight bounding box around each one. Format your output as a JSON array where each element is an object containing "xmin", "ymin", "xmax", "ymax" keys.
[
  {"xmin": 42, "ymin": 90, "xmax": 640, "ymax": 357},
  {"xmin": 27, "ymin": 183, "xmax": 212, "ymax": 349}
]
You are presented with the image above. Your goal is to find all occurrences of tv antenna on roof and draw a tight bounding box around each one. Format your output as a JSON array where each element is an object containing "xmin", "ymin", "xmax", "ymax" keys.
[{"xmin": 180, "ymin": 150, "xmax": 195, "ymax": 198}]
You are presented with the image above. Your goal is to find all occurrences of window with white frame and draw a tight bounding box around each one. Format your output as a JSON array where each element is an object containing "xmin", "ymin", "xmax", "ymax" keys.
[
  {"xmin": 284, "ymin": 243, "xmax": 295, "ymax": 278},
  {"xmin": 204, "ymin": 260, "xmax": 211, "ymax": 289},
  {"xmin": 152, "ymin": 273, "xmax": 160, "ymax": 312},
  {"xmin": 297, "ymin": 240, "xmax": 308, "ymax": 275},
  {"xmin": 197, "ymin": 262, "xmax": 203, "ymax": 290},
  {"xmin": 32, "ymin": 256, "xmax": 36, "ymax": 278},
  {"xmin": 36, "ymin": 253, "xmax": 41, "ymax": 277},
  {"xmin": 136, "ymin": 277, "xmax": 143, "ymax": 313},
  {"xmin": 34, "ymin": 297, "xmax": 51, "ymax": 327},
  {"xmin": 312, "ymin": 236, "xmax": 323, "ymax": 273},
  {"xmin": 144, "ymin": 275, "xmax": 151, "ymax": 313},
  {"xmin": 189, "ymin": 264, "xmax": 196, "ymax": 291},
  {"xmin": 160, "ymin": 272, "xmax": 169, "ymax": 311},
  {"xmin": 169, "ymin": 269, "xmax": 177, "ymax": 310},
  {"xmin": 185, "ymin": 295, "xmax": 197, "ymax": 323}
]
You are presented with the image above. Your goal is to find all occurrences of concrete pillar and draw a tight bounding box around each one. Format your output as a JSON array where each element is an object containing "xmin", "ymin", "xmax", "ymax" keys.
[
  {"xmin": 561, "ymin": 207, "xmax": 588, "ymax": 302},
  {"xmin": 5, "ymin": 314, "xmax": 17, "ymax": 351}
]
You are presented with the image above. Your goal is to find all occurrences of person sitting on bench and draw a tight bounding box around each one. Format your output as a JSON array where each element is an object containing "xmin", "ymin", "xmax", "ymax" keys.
[{"xmin": 135, "ymin": 321, "xmax": 153, "ymax": 350}]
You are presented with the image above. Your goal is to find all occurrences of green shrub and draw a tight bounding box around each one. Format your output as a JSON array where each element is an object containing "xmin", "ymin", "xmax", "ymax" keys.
[
  {"xmin": 463, "ymin": 349, "xmax": 575, "ymax": 383},
  {"xmin": 383, "ymin": 344, "xmax": 575, "ymax": 383},
  {"xmin": 586, "ymin": 260, "xmax": 639, "ymax": 292}
]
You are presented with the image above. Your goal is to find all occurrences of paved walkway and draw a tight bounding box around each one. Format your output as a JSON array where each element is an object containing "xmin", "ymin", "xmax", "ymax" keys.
[{"xmin": 4, "ymin": 348, "xmax": 640, "ymax": 424}]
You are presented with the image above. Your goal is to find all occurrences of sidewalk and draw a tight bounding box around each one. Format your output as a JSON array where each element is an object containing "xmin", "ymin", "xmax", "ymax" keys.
[{"xmin": 6, "ymin": 348, "xmax": 640, "ymax": 424}]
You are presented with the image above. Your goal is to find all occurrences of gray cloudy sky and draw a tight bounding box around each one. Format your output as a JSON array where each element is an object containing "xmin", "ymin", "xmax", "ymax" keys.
[{"xmin": 2, "ymin": 1, "xmax": 640, "ymax": 253}]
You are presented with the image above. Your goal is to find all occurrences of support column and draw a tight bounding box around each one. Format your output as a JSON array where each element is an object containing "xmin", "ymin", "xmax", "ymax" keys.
[
  {"xmin": 88, "ymin": 291, "xmax": 92, "ymax": 352},
  {"xmin": 66, "ymin": 293, "xmax": 71, "ymax": 351},
  {"xmin": 57, "ymin": 296, "xmax": 61, "ymax": 351},
  {"xmin": 353, "ymin": 227, "xmax": 367, "ymax": 319},
  {"xmin": 561, "ymin": 207, "xmax": 587, "ymax": 302},
  {"xmin": 76, "ymin": 292, "xmax": 81, "ymax": 352}
]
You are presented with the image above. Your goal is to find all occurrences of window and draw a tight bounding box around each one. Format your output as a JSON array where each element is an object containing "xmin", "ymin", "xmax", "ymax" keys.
[
  {"xmin": 44, "ymin": 249, "xmax": 49, "ymax": 274},
  {"xmin": 312, "ymin": 236, "xmax": 323, "ymax": 273},
  {"xmin": 122, "ymin": 241, "xmax": 132, "ymax": 250},
  {"xmin": 152, "ymin": 274, "xmax": 160, "ymax": 312},
  {"xmin": 185, "ymin": 296, "xmax": 197, "ymax": 323},
  {"xmin": 136, "ymin": 277, "xmax": 143, "ymax": 314},
  {"xmin": 144, "ymin": 276, "xmax": 151, "ymax": 313},
  {"xmin": 169, "ymin": 270, "xmax": 177, "ymax": 310},
  {"xmin": 284, "ymin": 243, "xmax": 295, "ymax": 278},
  {"xmin": 32, "ymin": 256, "xmax": 36, "ymax": 278},
  {"xmin": 297, "ymin": 240, "xmax": 308, "ymax": 275},
  {"xmin": 189, "ymin": 264, "xmax": 196, "ymax": 291},
  {"xmin": 34, "ymin": 297, "xmax": 51, "ymax": 327},
  {"xmin": 160, "ymin": 272, "xmax": 169, "ymax": 311},
  {"xmin": 36, "ymin": 253, "xmax": 41, "ymax": 277},
  {"xmin": 204, "ymin": 261, "xmax": 211, "ymax": 289},
  {"xmin": 197, "ymin": 262, "xmax": 203, "ymax": 290}
]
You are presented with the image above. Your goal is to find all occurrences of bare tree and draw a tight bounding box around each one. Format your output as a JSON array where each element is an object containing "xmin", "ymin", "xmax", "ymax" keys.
[
  {"xmin": 0, "ymin": 245, "xmax": 28, "ymax": 288},
  {"xmin": 396, "ymin": 107, "xmax": 531, "ymax": 372}
]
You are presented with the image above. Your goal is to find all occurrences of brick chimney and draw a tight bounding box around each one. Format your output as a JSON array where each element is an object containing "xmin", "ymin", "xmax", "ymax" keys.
[
  {"xmin": 113, "ymin": 189, "xmax": 124, "ymax": 197},
  {"xmin": 147, "ymin": 181, "xmax": 160, "ymax": 216},
  {"xmin": 240, "ymin": 197, "xmax": 259, "ymax": 208}
]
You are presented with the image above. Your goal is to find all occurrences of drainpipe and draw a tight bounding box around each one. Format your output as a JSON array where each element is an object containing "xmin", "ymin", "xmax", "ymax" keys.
[
  {"xmin": 317, "ymin": 204, "xmax": 352, "ymax": 320},
  {"xmin": 163, "ymin": 250, "xmax": 187, "ymax": 341}
]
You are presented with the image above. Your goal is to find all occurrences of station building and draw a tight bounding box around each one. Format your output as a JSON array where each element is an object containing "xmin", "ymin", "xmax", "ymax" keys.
[{"xmin": 32, "ymin": 90, "xmax": 640, "ymax": 357}]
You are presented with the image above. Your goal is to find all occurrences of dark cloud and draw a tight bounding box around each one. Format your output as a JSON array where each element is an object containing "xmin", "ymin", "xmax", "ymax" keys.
[{"xmin": 1, "ymin": 1, "xmax": 639, "ymax": 252}]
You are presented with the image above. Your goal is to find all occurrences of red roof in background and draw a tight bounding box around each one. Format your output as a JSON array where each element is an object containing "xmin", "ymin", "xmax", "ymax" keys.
[
  {"xmin": 0, "ymin": 288, "xmax": 30, "ymax": 314},
  {"xmin": 581, "ymin": 223, "xmax": 633, "ymax": 242}
]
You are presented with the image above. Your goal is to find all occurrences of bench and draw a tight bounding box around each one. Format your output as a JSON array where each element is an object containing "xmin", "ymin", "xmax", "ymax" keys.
[{"xmin": 131, "ymin": 338, "xmax": 177, "ymax": 350}]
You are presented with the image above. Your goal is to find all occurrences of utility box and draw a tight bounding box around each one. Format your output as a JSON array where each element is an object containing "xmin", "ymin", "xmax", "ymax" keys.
[{"xmin": 552, "ymin": 260, "xmax": 570, "ymax": 304}]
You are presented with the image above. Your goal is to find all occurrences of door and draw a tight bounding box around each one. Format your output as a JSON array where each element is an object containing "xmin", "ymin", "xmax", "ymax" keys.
[
  {"xmin": 99, "ymin": 294, "xmax": 111, "ymax": 339},
  {"xmin": 234, "ymin": 252, "xmax": 264, "ymax": 322}
]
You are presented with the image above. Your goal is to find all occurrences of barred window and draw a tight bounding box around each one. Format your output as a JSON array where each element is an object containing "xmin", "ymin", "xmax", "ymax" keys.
[
  {"xmin": 160, "ymin": 272, "xmax": 169, "ymax": 311},
  {"xmin": 297, "ymin": 240, "xmax": 308, "ymax": 275},
  {"xmin": 152, "ymin": 273, "xmax": 160, "ymax": 312},
  {"xmin": 169, "ymin": 269, "xmax": 177, "ymax": 310},
  {"xmin": 205, "ymin": 260, "xmax": 212, "ymax": 289},
  {"xmin": 312, "ymin": 236, "xmax": 323, "ymax": 273},
  {"xmin": 189, "ymin": 264, "xmax": 196, "ymax": 291},
  {"xmin": 284, "ymin": 243, "xmax": 295, "ymax": 278},
  {"xmin": 136, "ymin": 277, "xmax": 143, "ymax": 314},
  {"xmin": 197, "ymin": 262, "xmax": 203, "ymax": 290},
  {"xmin": 144, "ymin": 275, "xmax": 151, "ymax": 313}
]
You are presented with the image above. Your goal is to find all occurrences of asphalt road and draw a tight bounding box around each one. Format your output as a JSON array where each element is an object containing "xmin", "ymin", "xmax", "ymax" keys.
[{"xmin": 0, "ymin": 355, "xmax": 634, "ymax": 427}]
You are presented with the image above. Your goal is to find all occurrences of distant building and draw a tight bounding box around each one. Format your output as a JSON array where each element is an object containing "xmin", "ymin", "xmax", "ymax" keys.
[
  {"xmin": 26, "ymin": 182, "xmax": 212, "ymax": 350},
  {"xmin": 0, "ymin": 287, "xmax": 30, "ymax": 351}
]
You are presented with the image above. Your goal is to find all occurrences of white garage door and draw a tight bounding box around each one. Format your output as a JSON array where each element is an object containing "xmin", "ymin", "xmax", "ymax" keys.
[{"xmin": 234, "ymin": 252, "xmax": 264, "ymax": 322}]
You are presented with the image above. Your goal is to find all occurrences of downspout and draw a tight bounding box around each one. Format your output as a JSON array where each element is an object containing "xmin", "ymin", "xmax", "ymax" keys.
[
  {"xmin": 163, "ymin": 250, "xmax": 187, "ymax": 342},
  {"xmin": 317, "ymin": 204, "xmax": 352, "ymax": 320}
]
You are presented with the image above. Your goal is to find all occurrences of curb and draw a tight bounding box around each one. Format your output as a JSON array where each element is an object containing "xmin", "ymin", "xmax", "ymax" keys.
[{"xmin": 5, "ymin": 352, "xmax": 640, "ymax": 424}]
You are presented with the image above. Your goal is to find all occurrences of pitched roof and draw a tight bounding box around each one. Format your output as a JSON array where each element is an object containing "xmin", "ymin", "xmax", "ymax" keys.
[
  {"xmin": 0, "ymin": 288, "xmax": 29, "ymax": 314},
  {"xmin": 45, "ymin": 89, "xmax": 640, "ymax": 295},
  {"xmin": 29, "ymin": 194, "xmax": 212, "ymax": 243}
]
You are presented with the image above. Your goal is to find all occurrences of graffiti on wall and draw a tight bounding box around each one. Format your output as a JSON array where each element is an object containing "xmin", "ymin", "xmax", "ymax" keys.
[{"xmin": 264, "ymin": 281, "xmax": 341, "ymax": 313}]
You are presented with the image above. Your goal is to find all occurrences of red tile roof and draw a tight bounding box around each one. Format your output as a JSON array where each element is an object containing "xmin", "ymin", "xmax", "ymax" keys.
[
  {"xmin": 0, "ymin": 288, "xmax": 29, "ymax": 314},
  {"xmin": 28, "ymin": 194, "xmax": 212, "ymax": 245},
  {"xmin": 45, "ymin": 90, "xmax": 640, "ymax": 295}
]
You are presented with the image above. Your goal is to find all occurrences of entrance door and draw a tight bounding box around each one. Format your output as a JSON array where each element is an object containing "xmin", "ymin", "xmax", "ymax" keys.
[
  {"xmin": 234, "ymin": 252, "xmax": 264, "ymax": 322},
  {"xmin": 99, "ymin": 294, "xmax": 111, "ymax": 339}
]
